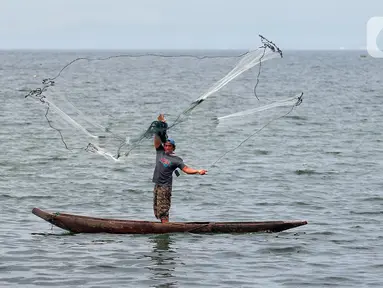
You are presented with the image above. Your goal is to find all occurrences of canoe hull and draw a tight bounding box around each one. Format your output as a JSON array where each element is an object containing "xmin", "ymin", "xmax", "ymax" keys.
[{"xmin": 32, "ymin": 208, "xmax": 307, "ymax": 234}]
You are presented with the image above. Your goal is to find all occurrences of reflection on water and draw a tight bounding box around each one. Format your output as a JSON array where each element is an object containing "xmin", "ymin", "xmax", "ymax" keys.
[
  {"xmin": 31, "ymin": 232, "xmax": 75, "ymax": 237},
  {"xmin": 147, "ymin": 234, "xmax": 178, "ymax": 288}
]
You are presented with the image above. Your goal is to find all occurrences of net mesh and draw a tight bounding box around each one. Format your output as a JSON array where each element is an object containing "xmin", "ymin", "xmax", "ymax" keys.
[{"xmin": 25, "ymin": 35, "xmax": 303, "ymax": 166}]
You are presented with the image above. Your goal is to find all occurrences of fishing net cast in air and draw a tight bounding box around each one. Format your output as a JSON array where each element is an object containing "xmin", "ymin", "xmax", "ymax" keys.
[
  {"xmin": 119, "ymin": 35, "xmax": 285, "ymax": 158},
  {"xmin": 24, "ymin": 35, "xmax": 294, "ymax": 163},
  {"xmin": 208, "ymin": 93, "xmax": 303, "ymax": 169}
]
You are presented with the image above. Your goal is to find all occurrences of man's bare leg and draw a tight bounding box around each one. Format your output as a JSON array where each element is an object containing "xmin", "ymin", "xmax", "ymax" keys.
[{"xmin": 161, "ymin": 217, "xmax": 169, "ymax": 223}]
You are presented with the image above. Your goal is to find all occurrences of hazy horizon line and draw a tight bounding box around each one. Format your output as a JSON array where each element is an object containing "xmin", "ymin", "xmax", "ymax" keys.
[{"xmin": 0, "ymin": 48, "xmax": 369, "ymax": 52}]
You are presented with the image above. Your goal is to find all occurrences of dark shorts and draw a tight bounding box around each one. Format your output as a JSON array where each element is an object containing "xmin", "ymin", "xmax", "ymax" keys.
[{"xmin": 153, "ymin": 184, "xmax": 172, "ymax": 220}]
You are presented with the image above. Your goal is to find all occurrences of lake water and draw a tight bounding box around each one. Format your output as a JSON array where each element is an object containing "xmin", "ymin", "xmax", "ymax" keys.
[{"xmin": 0, "ymin": 48, "xmax": 382, "ymax": 287}]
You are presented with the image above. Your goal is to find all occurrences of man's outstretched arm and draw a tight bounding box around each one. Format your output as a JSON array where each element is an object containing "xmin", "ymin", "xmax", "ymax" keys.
[
  {"xmin": 182, "ymin": 166, "xmax": 207, "ymax": 175},
  {"xmin": 154, "ymin": 114, "xmax": 166, "ymax": 149}
]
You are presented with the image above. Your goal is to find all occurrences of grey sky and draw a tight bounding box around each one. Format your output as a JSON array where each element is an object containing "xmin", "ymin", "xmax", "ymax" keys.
[{"xmin": 1, "ymin": 0, "xmax": 382, "ymax": 49}]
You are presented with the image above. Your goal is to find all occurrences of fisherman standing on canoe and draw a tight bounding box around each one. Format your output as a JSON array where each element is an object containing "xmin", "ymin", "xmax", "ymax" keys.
[{"xmin": 153, "ymin": 114, "xmax": 207, "ymax": 223}]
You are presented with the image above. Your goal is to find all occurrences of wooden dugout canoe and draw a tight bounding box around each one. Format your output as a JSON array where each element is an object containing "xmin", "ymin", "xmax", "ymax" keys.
[{"xmin": 32, "ymin": 208, "xmax": 307, "ymax": 234}]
